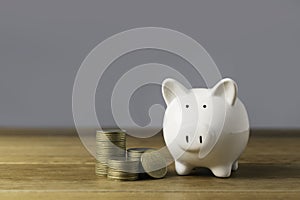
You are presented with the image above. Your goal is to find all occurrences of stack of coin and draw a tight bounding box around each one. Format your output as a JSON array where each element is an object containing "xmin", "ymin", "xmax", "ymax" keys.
[
  {"xmin": 95, "ymin": 160, "xmax": 108, "ymax": 176},
  {"xmin": 95, "ymin": 130, "xmax": 126, "ymax": 176},
  {"xmin": 127, "ymin": 148, "xmax": 153, "ymax": 159},
  {"xmin": 141, "ymin": 149, "xmax": 168, "ymax": 179},
  {"xmin": 127, "ymin": 148, "xmax": 153, "ymax": 178},
  {"xmin": 107, "ymin": 158, "xmax": 139, "ymax": 181}
]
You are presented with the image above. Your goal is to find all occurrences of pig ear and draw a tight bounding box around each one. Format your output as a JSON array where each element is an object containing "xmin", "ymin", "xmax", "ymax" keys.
[
  {"xmin": 211, "ymin": 78, "xmax": 238, "ymax": 106},
  {"xmin": 162, "ymin": 78, "xmax": 188, "ymax": 105}
]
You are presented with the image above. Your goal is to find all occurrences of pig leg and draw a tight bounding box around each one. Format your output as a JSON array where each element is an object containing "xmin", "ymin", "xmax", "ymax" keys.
[
  {"xmin": 175, "ymin": 161, "xmax": 193, "ymax": 175},
  {"xmin": 232, "ymin": 160, "xmax": 238, "ymax": 171},
  {"xmin": 210, "ymin": 165, "xmax": 232, "ymax": 178}
]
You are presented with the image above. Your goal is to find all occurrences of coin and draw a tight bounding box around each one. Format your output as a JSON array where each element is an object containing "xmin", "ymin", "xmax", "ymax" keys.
[
  {"xmin": 95, "ymin": 161, "xmax": 108, "ymax": 176},
  {"xmin": 95, "ymin": 130, "xmax": 127, "ymax": 177},
  {"xmin": 127, "ymin": 148, "xmax": 154, "ymax": 158},
  {"xmin": 95, "ymin": 130, "xmax": 168, "ymax": 180},
  {"xmin": 107, "ymin": 158, "xmax": 139, "ymax": 181},
  {"xmin": 107, "ymin": 169, "xmax": 138, "ymax": 181},
  {"xmin": 141, "ymin": 149, "xmax": 168, "ymax": 179},
  {"xmin": 127, "ymin": 147, "xmax": 155, "ymax": 176},
  {"xmin": 96, "ymin": 130, "xmax": 126, "ymax": 141}
]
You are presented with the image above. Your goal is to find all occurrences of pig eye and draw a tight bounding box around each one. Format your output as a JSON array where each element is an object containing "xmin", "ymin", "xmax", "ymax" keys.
[
  {"xmin": 185, "ymin": 105, "xmax": 189, "ymax": 108},
  {"xmin": 202, "ymin": 105, "xmax": 207, "ymax": 108}
]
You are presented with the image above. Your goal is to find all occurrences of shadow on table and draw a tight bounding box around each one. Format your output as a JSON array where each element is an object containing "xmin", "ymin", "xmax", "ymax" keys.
[
  {"xmin": 232, "ymin": 163, "xmax": 300, "ymax": 179},
  {"xmin": 167, "ymin": 163, "xmax": 299, "ymax": 179}
]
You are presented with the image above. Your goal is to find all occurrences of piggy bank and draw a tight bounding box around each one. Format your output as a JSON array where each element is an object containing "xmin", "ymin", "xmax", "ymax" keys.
[{"xmin": 162, "ymin": 78, "xmax": 249, "ymax": 177}]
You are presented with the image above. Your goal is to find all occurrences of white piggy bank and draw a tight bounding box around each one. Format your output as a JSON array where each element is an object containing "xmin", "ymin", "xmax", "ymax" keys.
[{"xmin": 162, "ymin": 78, "xmax": 249, "ymax": 177}]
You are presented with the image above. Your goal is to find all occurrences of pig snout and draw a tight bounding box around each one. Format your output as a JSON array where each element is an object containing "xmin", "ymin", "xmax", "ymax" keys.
[
  {"xmin": 185, "ymin": 135, "xmax": 203, "ymax": 144},
  {"xmin": 178, "ymin": 124, "xmax": 210, "ymax": 152},
  {"xmin": 183, "ymin": 134, "xmax": 204, "ymax": 152},
  {"xmin": 177, "ymin": 123, "xmax": 217, "ymax": 156}
]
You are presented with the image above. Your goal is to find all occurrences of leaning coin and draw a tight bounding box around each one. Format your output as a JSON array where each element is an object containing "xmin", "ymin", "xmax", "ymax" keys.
[{"xmin": 141, "ymin": 149, "xmax": 167, "ymax": 179}]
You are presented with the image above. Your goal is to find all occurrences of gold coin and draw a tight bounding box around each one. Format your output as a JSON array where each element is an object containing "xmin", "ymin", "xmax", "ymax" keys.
[
  {"xmin": 108, "ymin": 158, "xmax": 139, "ymax": 172},
  {"xmin": 127, "ymin": 148, "xmax": 155, "ymax": 175},
  {"xmin": 127, "ymin": 148, "xmax": 154, "ymax": 158},
  {"xmin": 107, "ymin": 158, "xmax": 139, "ymax": 181},
  {"xmin": 95, "ymin": 130, "xmax": 127, "ymax": 177},
  {"xmin": 96, "ymin": 130, "xmax": 126, "ymax": 141},
  {"xmin": 141, "ymin": 150, "xmax": 167, "ymax": 179},
  {"xmin": 95, "ymin": 161, "xmax": 108, "ymax": 176}
]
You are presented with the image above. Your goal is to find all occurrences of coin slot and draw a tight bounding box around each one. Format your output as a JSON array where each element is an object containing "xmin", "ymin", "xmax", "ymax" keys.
[
  {"xmin": 186, "ymin": 135, "xmax": 189, "ymax": 143},
  {"xmin": 199, "ymin": 136, "xmax": 202, "ymax": 143}
]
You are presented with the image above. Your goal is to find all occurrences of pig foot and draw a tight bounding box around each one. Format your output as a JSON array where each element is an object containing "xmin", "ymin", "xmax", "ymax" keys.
[
  {"xmin": 232, "ymin": 160, "xmax": 238, "ymax": 171},
  {"xmin": 210, "ymin": 165, "xmax": 232, "ymax": 178},
  {"xmin": 175, "ymin": 161, "xmax": 193, "ymax": 175}
]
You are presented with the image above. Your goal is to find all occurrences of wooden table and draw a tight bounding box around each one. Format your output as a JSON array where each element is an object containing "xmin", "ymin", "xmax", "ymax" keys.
[{"xmin": 0, "ymin": 129, "xmax": 299, "ymax": 199}]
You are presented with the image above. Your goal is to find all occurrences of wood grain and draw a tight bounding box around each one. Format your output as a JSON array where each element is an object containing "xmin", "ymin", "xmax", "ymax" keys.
[{"xmin": 0, "ymin": 129, "xmax": 299, "ymax": 199}]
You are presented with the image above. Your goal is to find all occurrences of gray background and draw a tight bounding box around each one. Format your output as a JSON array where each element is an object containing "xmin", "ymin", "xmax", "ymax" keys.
[{"xmin": 0, "ymin": 0, "xmax": 299, "ymax": 129}]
